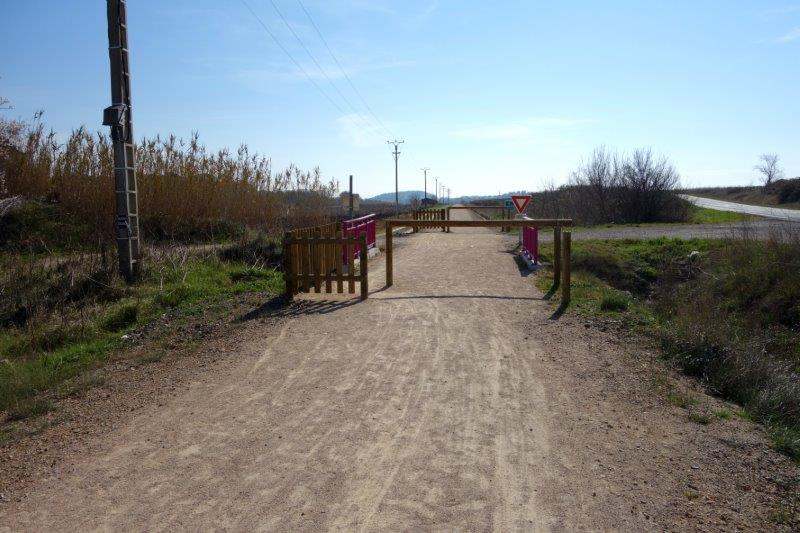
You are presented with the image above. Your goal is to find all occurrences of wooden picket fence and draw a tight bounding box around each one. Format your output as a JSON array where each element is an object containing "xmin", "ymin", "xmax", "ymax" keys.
[
  {"xmin": 283, "ymin": 227, "xmax": 368, "ymax": 301},
  {"xmin": 412, "ymin": 208, "xmax": 448, "ymax": 232}
]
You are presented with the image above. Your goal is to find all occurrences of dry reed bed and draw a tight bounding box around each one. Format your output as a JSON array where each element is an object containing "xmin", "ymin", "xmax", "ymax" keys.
[{"xmin": 1, "ymin": 115, "xmax": 337, "ymax": 243}]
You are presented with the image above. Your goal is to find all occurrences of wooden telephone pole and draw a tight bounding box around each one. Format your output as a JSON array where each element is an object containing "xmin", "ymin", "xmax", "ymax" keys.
[
  {"xmin": 387, "ymin": 140, "xmax": 404, "ymax": 212},
  {"xmin": 103, "ymin": 0, "xmax": 140, "ymax": 283}
]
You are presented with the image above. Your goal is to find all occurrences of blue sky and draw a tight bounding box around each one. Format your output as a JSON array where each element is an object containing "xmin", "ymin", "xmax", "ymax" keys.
[{"xmin": 1, "ymin": 1, "xmax": 799, "ymax": 197}]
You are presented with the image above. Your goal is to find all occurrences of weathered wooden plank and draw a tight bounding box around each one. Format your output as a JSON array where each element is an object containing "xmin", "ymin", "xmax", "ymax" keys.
[
  {"xmin": 386, "ymin": 224, "xmax": 393, "ymax": 286},
  {"xmin": 360, "ymin": 233, "xmax": 368, "ymax": 300},
  {"xmin": 314, "ymin": 228, "xmax": 322, "ymax": 293},
  {"xmin": 336, "ymin": 228, "xmax": 344, "ymax": 294},
  {"xmin": 562, "ymin": 230, "xmax": 572, "ymax": 305},
  {"xmin": 553, "ymin": 226, "xmax": 562, "ymax": 289},
  {"xmin": 347, "ymin": 240, "xmax": 355, "ymax": 294},
  {"xmin": 283, "ymin": 232, "xmax": 293, "ymax": 299}
]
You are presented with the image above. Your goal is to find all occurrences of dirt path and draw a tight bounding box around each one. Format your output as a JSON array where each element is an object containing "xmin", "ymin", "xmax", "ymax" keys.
[{"xmin": 1, "ymin": 210, "xmax": 797, "ymax": 531}]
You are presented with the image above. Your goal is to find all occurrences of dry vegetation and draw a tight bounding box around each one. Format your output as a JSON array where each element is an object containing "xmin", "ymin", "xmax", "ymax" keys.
[
  {"xmin": 537, "ymin": 226, "xmax": 800, "ymax": 461},
  {"xmin": 0, "ymin": 112, "xmax": 337, "ymax": 246},
  {"xmin": 0, "ymin": 109, "xmax": 341, "ymax": 419},
  {"xmin": 526, "ymin": 146, "xmax": 689, "ymax": 225}
]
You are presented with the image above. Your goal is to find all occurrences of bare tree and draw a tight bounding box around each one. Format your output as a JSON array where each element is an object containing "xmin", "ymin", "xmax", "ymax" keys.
[
  {"xmin": 0, "ymin": 88, "xmax": 12, "ymax": 110},
  {"xmin": 754, "ymin": 153, "xmax": 784, "ymax": 187}
]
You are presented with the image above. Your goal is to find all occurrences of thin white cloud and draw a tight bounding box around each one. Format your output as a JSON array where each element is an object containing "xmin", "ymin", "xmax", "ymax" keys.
[
  {"xmin": 451, "ymin": 124, "xmax": 531, "ymax": 141},
  {"xmin": 762, "ymin": 5, "xmax": 800, "ymax": 16},
  {"xmin": 236, "ymin": 58, "xmax": 415, "ymax": 85},
  {"xmin": 337, "ymin": 113, "xmax": 386, "ymax": 147},
  {"xmin": 420, "ymin": 1, "xmax": 440, "ymax": 19},
  {"xmin": 450, "ymin": 117, "xmax": 593, "ymax": 142},
  {"xmin": 776, "ymin": 27, "xmax": 800, "ymax": 43}
]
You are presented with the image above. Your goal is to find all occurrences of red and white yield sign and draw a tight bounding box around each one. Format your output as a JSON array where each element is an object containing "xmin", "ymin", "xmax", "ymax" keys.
[{"xmin": 510, "ymin": 194, "xmax": 531, "ymax": 214}]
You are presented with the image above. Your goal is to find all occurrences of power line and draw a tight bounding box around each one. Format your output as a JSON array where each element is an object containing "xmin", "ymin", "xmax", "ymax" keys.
[
  {"xmin": 267, "ymin": 0, "xmax": 381, "ymax": 138},
  {"xmin": 295, "ymin": 0, "xmax": 394, "ymax": 139},
  {"xmin": 238, "ymin": 0, "xmax": 348, "ymax": 116}
]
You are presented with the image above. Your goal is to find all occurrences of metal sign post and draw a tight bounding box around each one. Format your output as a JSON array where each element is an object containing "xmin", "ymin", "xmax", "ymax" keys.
[{"xmin": 103, "ymin": 0, "xmax": 141, "ymax": 283}]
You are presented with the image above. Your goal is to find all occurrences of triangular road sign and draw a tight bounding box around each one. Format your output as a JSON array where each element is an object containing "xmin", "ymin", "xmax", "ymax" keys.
[{"xmin": 511, "ymin": 195, "xmax": 531, "ymax": 214}]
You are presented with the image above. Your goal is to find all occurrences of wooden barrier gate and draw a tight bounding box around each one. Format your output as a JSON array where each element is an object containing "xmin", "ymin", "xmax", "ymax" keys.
[
  {"xmin": 384, "ymin": 218, "xmax": 574, "ymax": 304},
  {"xmin": 411, "ymin": 208, "xmax": 448, "ymax": 232},
  {"xmin": 447, "ymin": 205, "xmax": 513, "ymax": 232},
  {"xmin": 283, "ymin": 230, "xmax": 368, "ymax": 301}
]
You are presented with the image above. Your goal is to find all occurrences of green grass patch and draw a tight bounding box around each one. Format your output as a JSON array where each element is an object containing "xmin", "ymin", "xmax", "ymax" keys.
[
  {"xmin": 599, "ymin": 291, "xmax": 630, "ymax": 311},
  {"xmin": 1, "ymin": 255, "xmax": 284, "ymax": 419},
  {"xmin": 769, "ymin": 425, "xmax": 800, "ymax": 459},
  {"xmin": 101, "ymin": 303, "xmax": 139, "ymax": 332},
  {"xmin": 6, "ymin": 398, "xmax": 54, "ymax": 422},
  {"xmin": 667, "ymin": 391, "xmax": 699, "ymax": 409},
  {"xmin": 714, "ymin": 408, "xmax": 733, "ymax": 420},
  {"xmin": 688, "ymin": 206, "xmax": 753, "ymax": 224},
  {"xmin": 688, "ymin": 412, "xmax": 713, "ymax": 425}
]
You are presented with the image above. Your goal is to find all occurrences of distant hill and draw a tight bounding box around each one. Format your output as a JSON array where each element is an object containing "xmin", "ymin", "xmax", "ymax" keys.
[
  {"xmin": 365, "ymin": 190, "xmax": 535, "ymax": 205},
  {"xmin": 365, "ymin": 191, "xmax": 430, "ymax": 203}
]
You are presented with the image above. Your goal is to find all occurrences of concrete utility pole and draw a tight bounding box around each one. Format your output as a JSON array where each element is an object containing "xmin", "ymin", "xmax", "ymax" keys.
[
  {"xmin": 103, "ymin": 0, "xmax": 140, "ymax": 283},
  {"xmin": 387, "ymin": 140, "xmax": 404, "ymax": 212},
  {"xmin": 421, "ymin": 167, "xmax": 429, "ymax": 200},
  {"xmin": 434, "ymin": 177, "xmax": 439, "ymax": 204}
]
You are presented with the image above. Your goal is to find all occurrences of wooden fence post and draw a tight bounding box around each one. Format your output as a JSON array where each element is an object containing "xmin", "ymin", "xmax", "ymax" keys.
[
  {"xmin": 283, "ymin": 232, "xmax": 294, "ymax": 300},
  {"xmin": 336, "ymin": 226, "xmax": 344, "ymax": 294},
  {"xmin": 386, "ymin": 223, "xmax": 393, "ymax": 286},
  {"xmin": 561, "ymin": 230, "xmax": 571, "ymax": 305},
  {"xmin": 359, "ymin": 233, "xmax": 368, "ymax": 300},
  {"xmin": 553, "ymin": 226, "xmax": 562, "ymax": 288},
  {"xmin": 445, "ymin": 207, "xmax": 451, "ymax": 233}
]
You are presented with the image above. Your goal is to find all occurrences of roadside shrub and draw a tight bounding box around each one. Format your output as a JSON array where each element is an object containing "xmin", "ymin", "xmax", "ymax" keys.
[
  {"xmin": 771, "ymin": 178, "xmax": 800, "ymax": 204},
  {"xmin": 528, "ymin": 147, "xmax": 688, "ymax": 225}
]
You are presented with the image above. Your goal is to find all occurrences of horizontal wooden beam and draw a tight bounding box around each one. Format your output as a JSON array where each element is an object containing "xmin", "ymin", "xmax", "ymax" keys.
[
  {"xmin": 294, "ymin": 274, "xmax": 360, "ymax": 283},
  {"xmin": 287, "ymin": 237, "xmax": 361, "ymax": 245},
  {"xmin": 447, "ymin": 205, "xmax": 505, "ymax": 209},
  {"xmin": 386, "ymin": 218, "xmax": 573, "ymax": 228}
]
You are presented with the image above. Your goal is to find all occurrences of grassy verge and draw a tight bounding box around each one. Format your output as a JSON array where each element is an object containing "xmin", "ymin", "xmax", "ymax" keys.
[
  {"xmin": 505, "ymin": 205, "xmax": 749, "ymax": 237},
  {"xmin": 687, "ymin": 205, "xmax": 755, "ymax": 224},
  {"xmin": 536, "ymin": 236, "xmax": 800, "ymax": 461},
  {"xmin": 1, "ymin": 241, "xmax": 283, "ymax": 421}
]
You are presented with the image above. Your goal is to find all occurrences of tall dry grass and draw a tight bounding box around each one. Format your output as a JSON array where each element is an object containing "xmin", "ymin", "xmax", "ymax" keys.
[{"xmin": 0, "ymin": 113, "xmax": 337, "ymax": 244}]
